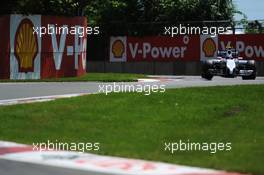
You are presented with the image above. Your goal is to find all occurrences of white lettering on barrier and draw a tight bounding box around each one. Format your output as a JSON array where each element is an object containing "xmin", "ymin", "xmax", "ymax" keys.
[
  {"xmin": 220, "ymin": 41, "xmax": 264, "ymax": 58},
  {"xmin": 51, "ymin": 25, "xmax": 86, "ymax": 70},
  {"xmin": 129, "ymin": 43, "xmax": 138, "ymax": 58},
  {"xmin": 74, "ymin": 25, "xmax": 87, "ymax": 70},
  {"xmin": 51, "ymin": 24, "xmax": 67, "ymax": 70},
  {"xmin": 129, "ymin": 42, "xmax": 187, "ymax": 59}
]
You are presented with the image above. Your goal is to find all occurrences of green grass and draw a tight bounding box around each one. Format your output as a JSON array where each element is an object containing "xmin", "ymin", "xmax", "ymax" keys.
[
  {"xmin": 0, "ymin": 73, "xmax": 146, "ymax": 82},
  {"xmin": 0, "ymin": 85, "xmax": 263, "ymax": 174}
]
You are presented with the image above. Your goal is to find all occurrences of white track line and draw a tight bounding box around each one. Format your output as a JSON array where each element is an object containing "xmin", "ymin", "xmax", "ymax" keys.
[
  {"xmin": 0, "ymin": 93, "xmax": 90, "ymax": 106},
  {"xmin": 138, "ymin": 78, "xmax": 160, "ymax": 82}
]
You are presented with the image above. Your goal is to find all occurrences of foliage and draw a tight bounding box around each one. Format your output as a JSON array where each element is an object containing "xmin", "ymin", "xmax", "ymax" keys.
[
  {"xmin": 0, "ymin": 0, "xmax": 237, "ymax": 34},
  {"xmin": 1, "ymin": 0, "xmax": 235, "ymax": 23}
]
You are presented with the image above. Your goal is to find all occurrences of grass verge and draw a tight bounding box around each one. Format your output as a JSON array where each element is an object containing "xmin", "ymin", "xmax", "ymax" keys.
[
  {"xmin": 0, "ymin": 85, "xmax": 263, "ymax": 174},
  {"xmin": 0, "ymin": 73, "xmax": 146, "ymax": 82}
]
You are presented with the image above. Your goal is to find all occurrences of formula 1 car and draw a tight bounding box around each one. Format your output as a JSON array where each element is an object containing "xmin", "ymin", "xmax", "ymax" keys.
[{"xmin": 201, "ymin": 48, "xmax": 256, "ymax": 80}]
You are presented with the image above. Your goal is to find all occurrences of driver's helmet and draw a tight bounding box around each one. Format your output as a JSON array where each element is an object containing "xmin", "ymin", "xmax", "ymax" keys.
[{"xmin": 226, "ymin": 43, "xmax": 233, "ymax": 58}]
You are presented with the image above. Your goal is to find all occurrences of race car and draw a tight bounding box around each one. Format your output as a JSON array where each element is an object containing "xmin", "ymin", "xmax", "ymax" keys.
[{"xmin": 201, "ymin": 48, "xmax": 256, "ymax": 80}]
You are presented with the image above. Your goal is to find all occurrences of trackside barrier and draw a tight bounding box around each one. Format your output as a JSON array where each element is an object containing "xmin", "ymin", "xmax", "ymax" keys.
[
  {"xmin": 0, "ymin": 15, "xmax": 87, "ymax": 80},
  {"xmin": 88, "ymin": 35, "xmax": 264, "ymax": 75},
  {"xmin": 109, "ymin": 35, "xmax": 264, "ymax": 62},
  {"xmin": 87, "ymin": 61, "xmax": 264, "ymax": 76}
]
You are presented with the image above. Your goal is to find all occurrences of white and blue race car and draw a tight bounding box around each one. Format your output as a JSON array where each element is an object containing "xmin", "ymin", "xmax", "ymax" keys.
[{"xmin": 201, "ymin": 48, "xmax": 256, "ymax": 80}]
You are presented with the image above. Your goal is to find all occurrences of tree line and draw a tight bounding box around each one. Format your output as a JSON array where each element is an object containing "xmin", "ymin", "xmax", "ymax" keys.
[
  {"xmin": 4, "ymin": 0, "xmax": 262, "ymax": 34},
  {"xmin": 1, "ymin": 0, "xmax": 235, "ymax": 24}
]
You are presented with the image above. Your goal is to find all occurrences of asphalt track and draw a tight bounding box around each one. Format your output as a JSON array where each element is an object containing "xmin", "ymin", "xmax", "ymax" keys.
[
  {"xmin": 1, "ymin": 76, "xmax": 264, "ymax": 101},
  {"xmin": 0, "ymin": 76, "xmax": 264, "ymax": 175}
]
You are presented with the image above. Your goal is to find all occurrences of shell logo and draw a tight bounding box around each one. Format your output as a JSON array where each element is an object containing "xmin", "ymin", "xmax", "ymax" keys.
[
  {"xmin": 14, "ymin": 18, "xmax": 38, "ymax": 73},
  {"xmin": 202, "ymin": 38, "xmax": 216, "ymax": 57},
  {"xmin": 112, "ymin": 39, "xmax": 125, "ymax": 58}
]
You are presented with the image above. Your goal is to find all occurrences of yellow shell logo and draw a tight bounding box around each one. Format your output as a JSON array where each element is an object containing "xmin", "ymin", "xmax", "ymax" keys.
[
  {"xmin": 15, "ymin": 18, "xmax": 38, "ymax": 72},
  {"xmin": 202, "ymin": 38, "xmax": 216, "ymax": 57},
  {"xmin": 112, "ymin": 39, "xmax": 124, "ymax": 58}
]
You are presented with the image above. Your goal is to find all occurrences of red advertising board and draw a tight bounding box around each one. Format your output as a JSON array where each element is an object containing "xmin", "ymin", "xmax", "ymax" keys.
[
  {"xmin": 0, "ymin": 15, "xmax": 87, "ymax": 80},
  {"xmin": 41, "ymin": 16, "xmax": 87, "ymax": 78},
  {"xmin": 110, "ymin": 35, "xmax": 264, "ymax": 62},
  {"xmin": 219, "ymin": 34, "xmax": 264, "ymax": 60}
]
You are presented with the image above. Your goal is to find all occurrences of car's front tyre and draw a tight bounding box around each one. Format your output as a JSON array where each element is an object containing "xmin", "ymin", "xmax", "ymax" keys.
[
  {"xmin": 201, "ymin": 61, "xmax": 213, "ymax": 80},
  {"xmin": 202, "ymin": 72, "xmax": 213, "ymax": 80},
  {"xmin": 242, "ymin": 73, "xmax": 256, "ymax": 80}
]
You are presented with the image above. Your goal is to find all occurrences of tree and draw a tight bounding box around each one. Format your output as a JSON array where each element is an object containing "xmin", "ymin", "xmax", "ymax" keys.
[
  {"xmin": 0, "ymin": 1, "xmax": 20, "ymax": 15},
  {"xmin": 1, "ymin": 0, "xmax": 235, "ymax": 22},
  {"xmin": 1, "ymin": 0, "xmax": 237, "ymax": 34},
  {"xmin": 0, "ymin": 0, "xmax": 88, "ymax": 16}
]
